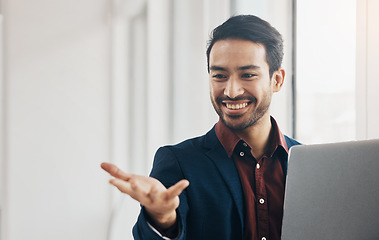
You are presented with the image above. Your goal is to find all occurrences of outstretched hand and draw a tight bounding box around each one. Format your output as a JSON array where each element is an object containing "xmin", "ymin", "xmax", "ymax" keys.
[{"xmin": 101, "ymin": 162, "xmax": 189, "ymax": 229}]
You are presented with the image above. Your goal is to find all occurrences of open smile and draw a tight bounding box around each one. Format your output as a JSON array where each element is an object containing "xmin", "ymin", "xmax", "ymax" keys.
[
  {"xmin": 225, "ymin": 102, "xmax": 249, "ymax": 110},
  {"xmin": 221, "ymin": 100, "xmax": 252, "ymax": 115}
]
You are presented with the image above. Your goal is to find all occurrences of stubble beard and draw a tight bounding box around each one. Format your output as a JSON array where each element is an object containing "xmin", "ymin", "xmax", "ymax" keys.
[{"xmin": 211, "ymin": 94, "xmax": 272, "ymax": 131}]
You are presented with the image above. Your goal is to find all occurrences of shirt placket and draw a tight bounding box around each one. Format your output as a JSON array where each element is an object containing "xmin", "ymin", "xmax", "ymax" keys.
[{"xmin": 255, "ymin": 156, "xmax": 269, "ymax": 240}]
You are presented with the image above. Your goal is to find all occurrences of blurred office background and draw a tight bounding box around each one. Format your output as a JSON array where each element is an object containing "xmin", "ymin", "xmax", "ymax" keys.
[{"xmin": 0, "ymin": 0, "xmax": 378, "ymax": 239}]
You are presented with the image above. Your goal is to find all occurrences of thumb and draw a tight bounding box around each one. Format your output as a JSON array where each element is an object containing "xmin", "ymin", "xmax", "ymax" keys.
[{"xmin": 166, "ymin": 179, "xmax": 190, "ymax": 198}]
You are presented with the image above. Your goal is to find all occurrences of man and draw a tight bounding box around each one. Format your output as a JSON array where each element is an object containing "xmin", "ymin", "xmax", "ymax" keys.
[{"xmin": 101, "ymin": 15, "xmax": 300, "ymax": 240}]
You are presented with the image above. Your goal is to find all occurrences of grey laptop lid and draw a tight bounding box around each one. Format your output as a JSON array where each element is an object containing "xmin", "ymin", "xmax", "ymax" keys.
[{"xmin": 281, "ymin": 139, "xmax": 379, "ymax": 240}]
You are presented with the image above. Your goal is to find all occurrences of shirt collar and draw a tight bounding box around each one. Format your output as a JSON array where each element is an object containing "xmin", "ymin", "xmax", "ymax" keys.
[{"xmin": 215, "ymin": 116, "xmax": 289, "ymax": 158}]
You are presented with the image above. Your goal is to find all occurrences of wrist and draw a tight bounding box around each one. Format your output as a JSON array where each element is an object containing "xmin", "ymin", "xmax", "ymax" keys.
[{"xmin": 145, "ymin": 209, "xmax": 177, "ymax": 229}]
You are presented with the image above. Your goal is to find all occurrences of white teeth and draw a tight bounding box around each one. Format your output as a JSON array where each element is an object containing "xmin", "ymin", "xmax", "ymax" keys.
[{"xmin": 226, "ymin": 102, "xmax": 248, "ymax": 110}]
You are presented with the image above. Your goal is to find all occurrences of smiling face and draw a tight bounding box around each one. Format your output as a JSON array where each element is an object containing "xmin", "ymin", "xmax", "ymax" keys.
[{"xmin": 209, "ymin": 39, "xmax": 284, "ymax": 131}]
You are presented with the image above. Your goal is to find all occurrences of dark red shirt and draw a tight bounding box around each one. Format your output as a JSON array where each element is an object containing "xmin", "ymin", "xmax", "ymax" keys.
[{"xmin": 215, "ymin": 117, "xmax": 289, "ymax": 240}]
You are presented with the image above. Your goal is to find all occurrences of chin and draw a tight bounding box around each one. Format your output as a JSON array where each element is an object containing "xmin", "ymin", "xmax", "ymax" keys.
[{"xmin": 222, "ymin": 116, "xmax": 252, "ymax": 131}]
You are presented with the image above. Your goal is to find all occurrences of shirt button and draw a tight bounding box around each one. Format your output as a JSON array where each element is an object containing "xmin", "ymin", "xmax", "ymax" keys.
[
  {"xmin": 261, "ymin": 237, "xmax": 267, "ymax": 240},
  {"xmin": 259, "ymin": 198, "xmax": 265, "ymax": 204},
  {"xmin": 256, "ymin": 163, "xmax": 260, "ymax": 169},
  {"xmin": 242, "ymin": 142, "xmax": 248, "ymax": 147},
  {"xmin": 239, "ymin": 152, "xmax": 245, "ymax": 157}
]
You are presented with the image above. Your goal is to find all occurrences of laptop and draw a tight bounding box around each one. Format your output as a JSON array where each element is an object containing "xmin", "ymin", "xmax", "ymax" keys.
[{"xmin": 281, "ymin": 139, "xmax": 379, "ymax": 240}]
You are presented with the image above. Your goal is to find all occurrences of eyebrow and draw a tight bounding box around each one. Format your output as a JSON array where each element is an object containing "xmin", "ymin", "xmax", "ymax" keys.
[
  {"xmin": 209, "ymin": 65, "xmax": 261, "ymax": 71},
  {"xmin": 209, "ymin": 66, "xmax": 227, "ymax": 71},
  {"xmin": 238, "ymin": 65, "xmax": 260, "ymax": 70}
]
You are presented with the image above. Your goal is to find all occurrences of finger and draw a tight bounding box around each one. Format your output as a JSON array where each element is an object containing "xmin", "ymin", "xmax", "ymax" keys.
[
  {"xmin": 101, "ymin": 162, "xmax": 132, "ymax": 181},
  {"xmin": 110, "ymin": 178, "xmax": 155, "ymax": 205},
  {"xmin": 166, "ymin": 179, "xmax": 190, "ymax": 198},
  {"xmin": 109, "ymin": 178, "xmax": 133, "ymax": 196}
]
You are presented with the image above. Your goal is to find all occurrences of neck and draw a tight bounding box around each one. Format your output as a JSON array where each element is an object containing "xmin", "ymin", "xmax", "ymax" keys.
[{"xmin": 234, "ymin": 114, "xmax": 272, "ymax": 160}]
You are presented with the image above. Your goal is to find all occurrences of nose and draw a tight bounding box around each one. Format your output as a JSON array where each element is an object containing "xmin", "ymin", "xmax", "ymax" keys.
[{"xmin": 224, "ymin": 77, "xmax": 244, "ymax": 99}]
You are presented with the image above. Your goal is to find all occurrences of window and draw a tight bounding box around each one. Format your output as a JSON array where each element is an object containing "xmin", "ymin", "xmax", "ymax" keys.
[{"xmin": 296, "ymin": 0, "xmax": 356, "ymax": 144}]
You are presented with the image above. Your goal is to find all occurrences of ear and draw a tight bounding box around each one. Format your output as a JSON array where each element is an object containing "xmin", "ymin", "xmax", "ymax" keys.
[{"xmin": 272, "ymin": 68, "xmax": 285, "ymax": 92}]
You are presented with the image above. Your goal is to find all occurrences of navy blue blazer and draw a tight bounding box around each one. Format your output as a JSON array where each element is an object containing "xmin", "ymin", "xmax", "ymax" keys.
[{"xmin": 133, "ymin": 126, "xmax": 300, "ymax": 240}]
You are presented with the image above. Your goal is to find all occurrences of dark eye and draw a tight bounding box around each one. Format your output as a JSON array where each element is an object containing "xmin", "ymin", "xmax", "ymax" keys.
[
  {"xmin": 242, "ymin": 73, "xmax": 257, "ymax": 78},
  {"xmin": 213, "ymin": 74, "xmax": 227, "ymax": 79}
]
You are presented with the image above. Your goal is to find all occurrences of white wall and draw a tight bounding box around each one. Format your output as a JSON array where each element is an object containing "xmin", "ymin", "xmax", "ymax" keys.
[
  {"xmin": 1, "ymin": 0, "xmax": 112, "ymax": 240},
  {"xmin": 356, "ymin": 0, "xmax": 379, "ymax": 140},
  {"xmin": 0, "ymin": 12, "xmax": 4, "ymax": 237},
  {"xmin": 295, "ymin": 0, "xmax": 379, "ymax": 143},
  {"xmin": 296, "ymin": 0, "xmax": 356, "ymax": 144}
]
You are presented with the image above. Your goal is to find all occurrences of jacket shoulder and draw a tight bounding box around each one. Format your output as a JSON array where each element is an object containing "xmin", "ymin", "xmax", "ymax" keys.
[
  {"xmin": 166, "ymin": 126, "xmax": 218, "ymax": 151},
  {"xmin": 284, "ymin": 135, "xmax": 302, "ymax": 149}
]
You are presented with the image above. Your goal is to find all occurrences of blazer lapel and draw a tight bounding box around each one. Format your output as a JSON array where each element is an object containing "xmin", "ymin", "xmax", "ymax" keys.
[{"xmin": 204, "ymin": 128, "xmax": 245, "ymax": 229}]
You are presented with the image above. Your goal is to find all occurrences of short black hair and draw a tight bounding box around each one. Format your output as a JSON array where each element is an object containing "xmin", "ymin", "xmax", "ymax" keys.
[{"xmin": 206, "ymin": 15, "xmax": 284, "ymax": 76}]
